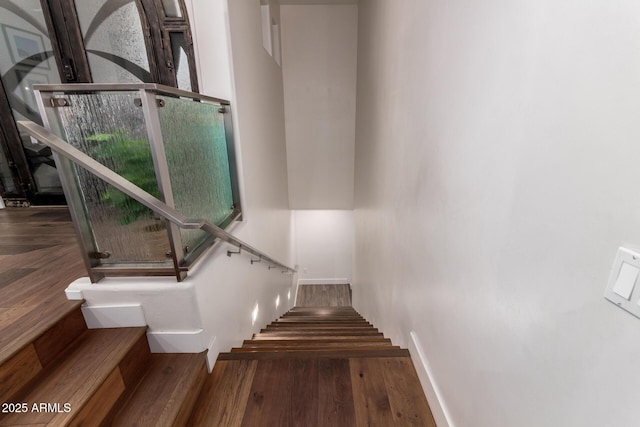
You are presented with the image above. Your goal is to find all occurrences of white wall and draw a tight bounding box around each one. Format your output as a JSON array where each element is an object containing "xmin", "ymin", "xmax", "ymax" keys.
[
  {"xmin": 280, "ymin": 5, "xmax": 358, "ymax": 209},
  {"xmin": 294, "ymin": 210, "xmax": 353, "ymax": 283},
  {"xmin": 353, "ymin": 1, "xmax": 640, "ymax": 426},
  {"xmin": 192, "ymin": 0, "xmax": 295, "ymax": 364},
  {"xmin": 186, "ymin": 0, "xmax": 232, "ymax": 100}
]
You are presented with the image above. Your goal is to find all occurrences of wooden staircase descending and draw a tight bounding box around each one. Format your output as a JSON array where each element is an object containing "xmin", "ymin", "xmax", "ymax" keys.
[
  {"xmin": 189, "ymin": 306, "xmax": 437, "ymax": 426},
  {"xmin": 1, "ymin": 294, "xmax": 436, "ymax": 425},
  {"xmin": 0, "ymin": 299, "xmax": 435, "ymax": 427}
]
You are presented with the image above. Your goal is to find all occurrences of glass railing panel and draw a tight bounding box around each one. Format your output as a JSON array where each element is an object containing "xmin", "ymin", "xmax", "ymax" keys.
[
  {"xmin": 156, "ymin": 95, "xmax": 234, "ymax": 254},
  {"xmin": 53, "ymin": 92, "xmax": 171, "ymax": 264}
]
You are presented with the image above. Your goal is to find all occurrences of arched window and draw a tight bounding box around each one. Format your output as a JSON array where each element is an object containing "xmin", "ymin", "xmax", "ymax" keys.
[{"xmin": 0, "ymin": 0, "xmax": 198, "ymax": 204}]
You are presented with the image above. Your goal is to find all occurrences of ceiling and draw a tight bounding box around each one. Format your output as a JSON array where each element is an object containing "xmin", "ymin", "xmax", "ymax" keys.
[{"xmin": 278, "ymin": 0, "xmax": 358, "ymax": 5}]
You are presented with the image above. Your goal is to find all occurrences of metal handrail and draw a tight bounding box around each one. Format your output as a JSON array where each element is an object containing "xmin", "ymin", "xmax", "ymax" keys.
[
  {"xmin": 17, "ymin": 120, "xmax": 296, "ymax": 274},
  {"xmin": 33, "ymin": 83, "xmax": 230, "ymax": 105}
]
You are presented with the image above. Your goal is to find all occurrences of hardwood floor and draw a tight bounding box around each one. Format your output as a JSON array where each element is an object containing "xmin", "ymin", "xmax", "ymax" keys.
[
  {"xmin": 191, "ymin": 306, "xmax": 437, "ymax": 426},
  {"xmin": 296, "ymin": 284, "xmax": 352, "ymax": 307},
  {"xmin": 0, "ymin": 207, "xmax": 86, "ymax": 367}
]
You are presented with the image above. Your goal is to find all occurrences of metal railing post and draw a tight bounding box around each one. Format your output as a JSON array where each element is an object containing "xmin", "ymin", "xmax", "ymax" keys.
[
  {"xmin": 34, "ymin": 89, "xmax": 104, "ymax": 283},
  {"xmin": 221, "ymin": 105, "xmax": 242, "ymax": 219},
  {"xmin": 138, "ymin": 89, "xmax": 187, "ymax": 281}
]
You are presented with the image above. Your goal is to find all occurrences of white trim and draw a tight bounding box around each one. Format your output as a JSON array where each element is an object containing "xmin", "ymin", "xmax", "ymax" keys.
[
  {"xmin": 81, "ymin": 304, "xmax": 146, "ymax": 329},
  {"xmin": 65, "ymin": 287, "xmax": 84, "ymax": 300},
  {"xmin": 205, "ymin": 335, "xmax": 218, "ymax": 372},
  {"xmin": 298, "ymin": 278, "xmax": 350, "ymax": 285},
  {"xmin": 409, "ymin": 331, "xmax": 454, "ymax": 427},
  {"xmin": 147, "ymin": 329, "xmax": 206, "ymax": 353},
  {"xmin": 0, "ymin": 196, "xmax": 5, "ymax": 209},
  {"xmin": 294, "ymin": 278, "xmax": 301, "ymax": 304}
]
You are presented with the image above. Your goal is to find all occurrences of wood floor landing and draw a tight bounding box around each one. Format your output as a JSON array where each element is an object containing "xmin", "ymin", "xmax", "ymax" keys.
[
  {"xmin": 0, "ymin": 207, "xmax": 85, "ymax": 366},
  {"xmin": 190, "ymin": 306, "xmax": 437, "ymax": 426},
  {"xmin": 295, "ymin": 284, "xmax": 352, "ymax": 307}
]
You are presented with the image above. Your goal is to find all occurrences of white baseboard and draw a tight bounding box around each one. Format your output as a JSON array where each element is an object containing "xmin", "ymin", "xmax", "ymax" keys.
[
  {"xmin": 298, "ymin": 278, "xmax": 350, "ymax": 285},
  {"xmin": 81, "ymin": 304, "xmax": 146, "ymax": 329},
  {"xmin": 205, "ymin": 335, "xmax": 218, "ymax": 372},
  {"xmin": 409, "ymin": 331, "xmax": 453, "ymax": 427},
  {"xmin": 147, "ymin": 329, "xmax": 206, "ymax": 353}
]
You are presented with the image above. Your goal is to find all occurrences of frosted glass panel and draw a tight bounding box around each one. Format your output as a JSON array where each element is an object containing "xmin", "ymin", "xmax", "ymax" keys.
[
  {"xmin": 0, "ymin": 0, "xmax": 63, "ymax": 195},
  {"xmin": 162, "ymin": 0, "xmax": 182, "ymax": 17},
  {"xmin": 170, "ymin": 32, "xmax": 191, "ymax": 91},
  {"xmin": 0, "ymin": 149, "xmax": 16, "ymax": 192},
  {"xmin": 55, "ymin": 92, "xmax": 170, "ymax": 263},
  {"xmin": 76, "ymin": 0, "xmax": 151, "ymax": 83},
  {"xmin": 157, "ymin": 95, "xmax": 234, "ymax": 252}
]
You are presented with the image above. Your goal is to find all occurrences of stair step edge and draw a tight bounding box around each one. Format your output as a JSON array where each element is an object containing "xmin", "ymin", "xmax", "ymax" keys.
[
  {"xmin": 0, "ymin": 299, "xmax": 85, "ymax": 368},
  {"xmin": 218, "ymin": 348, "xmax": 410, "ymax": 360},
  {"xmin": 0, "ymin": 304, "xmax": 87, "ymax": 403},
  {"xmin": 109, "ymin": 351, "xmax": 208, "ymax": 426},
  {"xmin": 231, "ymin": 345, "xmax": 401, "ymax": 352},
  {"xmin": 0, "ymin": 327, "xmax": 148, "ymax": 426}
]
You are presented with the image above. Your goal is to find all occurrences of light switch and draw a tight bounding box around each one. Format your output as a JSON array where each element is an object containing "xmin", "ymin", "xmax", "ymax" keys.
[
  {"xmin": 613, "ymin": 262, "xmax": 638, "ymax": 300},
  {"xmin": 605, "ymin": 247, "xmax": 640, "ymax": 319}
]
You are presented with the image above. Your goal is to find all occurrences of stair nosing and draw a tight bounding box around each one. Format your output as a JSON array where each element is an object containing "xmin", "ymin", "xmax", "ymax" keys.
[{"xmin": 0, "ymin": 327, "xmax": 147, "ymax": 426}]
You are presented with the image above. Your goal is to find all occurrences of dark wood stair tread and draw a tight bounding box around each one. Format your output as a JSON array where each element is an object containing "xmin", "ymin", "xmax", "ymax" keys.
[
  {"xmin": 242, "ymin": 339, "xmax": 393, "ymax": 348},
  {"xmin": 188, "ymin": 359, "xmax": 257, "ymax": 426},
  {"xmin": 192, "ymin": 302, "xmax": 435, "ymax": 426},
  {"xmin": 231, "ymin": 345, "xmax": 401, "ymax": 352},
  {"xmin": 244, "ymin": 337, "xmax": 393, "ymax": 345},
  {"xmin": 192, "ymin": 356, "xmax": 435, "ymax": 426},
  {"xmin": 283, "ymin": 309, "xmax": 361, "ymax": 314},
  {"xmin": 0, "ymin": 299, "xmax": 84, "ymax": 368},
  {"xmin": 0, "ymin": 306, "xmax": 87, "ymax": 403},
  {"xmin": 0, "ymin": 327, "xmax": 148, "ymax": 426},
  {"xmin": 266, "ymin": 323, "xmax": 374, "ymax": 329},
  {"xmin": 255, "ymin": 330, "xmax": 382, "ymax": 337},
  {"xmin": 109, "ymin": 352, "xmax": 208, "ymax": 426},
  {"xmin": 250, "ymin": 335, "xmax": 385, "ymax": 341},
  {"xmin": 218, "ymin": 348, "xmax": 411, "ymax": 360}
]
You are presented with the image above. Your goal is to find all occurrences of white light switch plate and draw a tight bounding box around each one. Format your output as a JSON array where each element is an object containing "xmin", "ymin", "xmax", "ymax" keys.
[{"xmin": 605, "ymin": 247, "xmax": 640, "ymax": 319}]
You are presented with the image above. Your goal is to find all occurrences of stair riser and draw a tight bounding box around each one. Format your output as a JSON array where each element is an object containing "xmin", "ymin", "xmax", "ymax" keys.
[
  {"xmin": 255, "ymin": 332, "xmax": 383, "ymax": 338},
  {"xmin": 0, "ymin": 307, "xmax": 86, "ymax": 403},
  {"xmin": 218, "ymin": 348, "xmax": 411, "ymax": 360},
  {"xmin": 0, "ymin": 328, "xmax": 148, "ymax": 426},
  {"xmin": 231, "ymin": 345, "xmax": 401, "ymax": 352},
  {"xmin": 266, "ymin": 324, "xmax": 374, "ymax": 328},
  {"xmin": 242, "ymin": 341, "xmax": 393, "ymax": 348}
]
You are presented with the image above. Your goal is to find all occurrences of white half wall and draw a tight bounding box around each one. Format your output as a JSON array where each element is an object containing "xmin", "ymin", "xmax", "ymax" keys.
[
  {"xmin": 280, "ymin": 4, "xmax": 358, "ymax": 209},
  {"xmin": 293, "ymin": 210, "xmax": 353, "ymax": 283},
  {"xmin": 353, "ymin": 1, "xmax": 640, "ymax": 426}
]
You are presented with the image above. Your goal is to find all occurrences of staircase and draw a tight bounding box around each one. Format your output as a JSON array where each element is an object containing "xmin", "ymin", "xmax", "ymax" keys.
[
  {"xmin": 189, "ymin": 306, "xmax": 436, "ymax": 426},
  {"xmin": 0, "ymin": 298, "xmax": 435, "ymax": 426},
  {"xmin": 0, "ymin": 302, "xmax": 434, "ymax": 426},
  {"xmin": 0, "ymin": 303, "xmax": 207, "ymax": 426}
]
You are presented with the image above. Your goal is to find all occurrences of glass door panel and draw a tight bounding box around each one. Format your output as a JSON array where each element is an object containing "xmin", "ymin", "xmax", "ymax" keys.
[
  {"xmin": 0, "ymin": 142, "xmax": 16, "ymax": 192},
  {"xmin": 0, "ymin": 0, "xmax": 64, "ymax": 200},
  {"xmin": 161, "ymin": 0, "xmax": 182, "ymax": 17},
  {"xmin": 169, "ymin": 32, "xmax": 191, "ymax": 91},
  {"xmin": 75, "ymin": 0, "xmax": 152, "ymax": 83}
]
